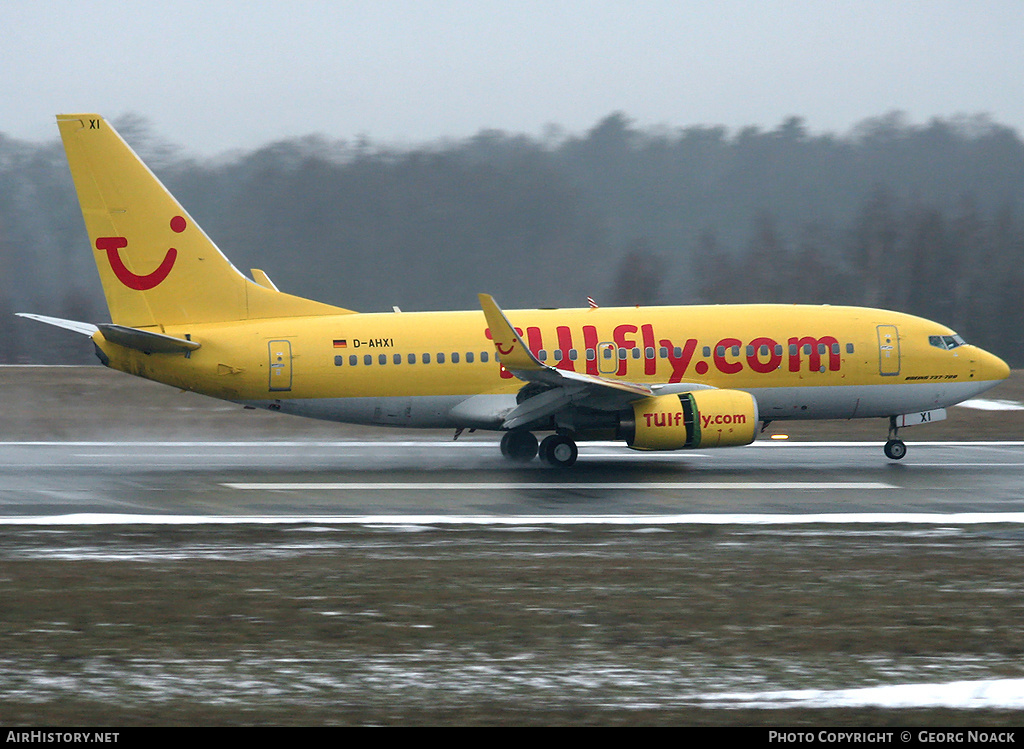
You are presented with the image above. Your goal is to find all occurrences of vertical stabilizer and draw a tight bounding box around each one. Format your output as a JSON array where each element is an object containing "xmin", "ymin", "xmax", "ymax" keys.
[{"xmin": 56, "ymin": 114, "xmax": 351, "ymax": 328}]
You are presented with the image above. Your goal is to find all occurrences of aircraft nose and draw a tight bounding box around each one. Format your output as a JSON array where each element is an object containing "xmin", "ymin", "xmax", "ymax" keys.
[{"xmin": 974, "ymin": 348, "xmax": 1011, "ymax": 383}]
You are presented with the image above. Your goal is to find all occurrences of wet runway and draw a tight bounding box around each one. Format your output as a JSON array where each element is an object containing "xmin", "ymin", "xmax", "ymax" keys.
[
  {"xmin": 4, "ymin": 439, "xmax": 1024, "ymax": 725},
  {"xmin": 2, "ymin": 439, "xmax": 1024, "ymax": 520}
]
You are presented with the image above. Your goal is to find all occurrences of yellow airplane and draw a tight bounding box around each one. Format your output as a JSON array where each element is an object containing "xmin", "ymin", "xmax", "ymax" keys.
[{"xmin": 19, "ymin": 114, "xmax": 1011, "ymax": 466}]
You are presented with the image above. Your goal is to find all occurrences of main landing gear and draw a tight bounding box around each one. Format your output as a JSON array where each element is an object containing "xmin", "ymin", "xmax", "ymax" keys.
[
  {"xmin": 500, "ymin": 430, "xmax": 578, "ymax": 467},
  {"xmin": 884, "ymin": 416, "xmax": 907, "ymax": 460}
]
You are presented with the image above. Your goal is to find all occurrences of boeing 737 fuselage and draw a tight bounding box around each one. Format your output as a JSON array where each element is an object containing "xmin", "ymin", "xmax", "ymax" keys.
[{"xmin": 20, "ymin": 115, "xmax": 1011, "ymax": 466}]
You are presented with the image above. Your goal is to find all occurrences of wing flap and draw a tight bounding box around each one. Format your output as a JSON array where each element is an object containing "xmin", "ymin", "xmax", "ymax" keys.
[{"xmin": 502, "ymin": 387, "xmax": 577, "ymax": 431}]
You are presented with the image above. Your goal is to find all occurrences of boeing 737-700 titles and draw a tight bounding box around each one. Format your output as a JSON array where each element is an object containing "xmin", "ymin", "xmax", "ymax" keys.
[{"xmin": 19, "ymin": 115, "xmax": 1011, "ymax": 466}]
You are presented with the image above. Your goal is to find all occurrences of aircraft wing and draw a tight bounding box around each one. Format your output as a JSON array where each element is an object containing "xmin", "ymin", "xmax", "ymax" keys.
[{"xmin": 479, "ymin": 294, "xmax": 655, "ymax": 429}]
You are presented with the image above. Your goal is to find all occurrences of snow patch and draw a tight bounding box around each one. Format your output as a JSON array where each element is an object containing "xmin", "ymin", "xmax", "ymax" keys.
[
  {"xmin": 957, "ymin": 398, "xmax": 1024, "ymax": 411},
  {"xmin": 700, "ymin": 677, "xmax": 1024, "ymax": 709}
]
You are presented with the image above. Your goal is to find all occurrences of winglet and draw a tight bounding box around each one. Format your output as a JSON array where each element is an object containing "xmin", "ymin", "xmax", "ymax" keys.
[
  {"xmin": 478, "ymin": 294, "xmax": 544, "ymax": 371},
  {"xmin": 477, "ymin": 294, "xmax": 653, "ymax": 426}
]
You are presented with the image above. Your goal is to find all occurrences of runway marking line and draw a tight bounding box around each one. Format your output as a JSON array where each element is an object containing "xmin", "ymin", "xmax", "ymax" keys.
[
  {"xmin": 221, "ymin": 481, "xmax": 897, "ymax": 491},
  {"xmin": 5, "ymin": 512, "xmax": 1024, "ymax": 526}
]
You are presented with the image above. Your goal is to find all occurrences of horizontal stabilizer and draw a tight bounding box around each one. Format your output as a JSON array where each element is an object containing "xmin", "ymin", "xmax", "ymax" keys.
[
  {"xmin": 16, "ymin": 313, "xmax": 99, "ymax": 336},
  {"xmin": 97, "ymin": 324, "xmax": 201, "ymax": 354}
]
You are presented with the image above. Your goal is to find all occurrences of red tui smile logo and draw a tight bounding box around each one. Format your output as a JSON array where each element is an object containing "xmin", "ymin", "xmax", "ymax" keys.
[{"xmin": 95, "ymin": 216, "xmax": 184, "ymax": 290}]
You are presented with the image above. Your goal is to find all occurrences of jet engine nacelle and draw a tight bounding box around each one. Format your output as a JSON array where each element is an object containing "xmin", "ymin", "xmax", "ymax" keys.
[{"xmin": 621, "ymin": 389, "xmax": 759, "ymax": 450}]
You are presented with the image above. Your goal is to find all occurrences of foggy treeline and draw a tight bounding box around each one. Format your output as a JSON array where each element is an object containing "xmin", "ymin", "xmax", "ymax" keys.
[{"xmin": 2, "ymin": 111, "xmax": 1024, "ymax": 365}]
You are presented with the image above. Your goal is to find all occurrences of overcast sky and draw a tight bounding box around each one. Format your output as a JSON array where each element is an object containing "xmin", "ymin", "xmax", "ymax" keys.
[{"xmin": 4, "ymin": 0, "xmax": 1024, "ymax": 155}]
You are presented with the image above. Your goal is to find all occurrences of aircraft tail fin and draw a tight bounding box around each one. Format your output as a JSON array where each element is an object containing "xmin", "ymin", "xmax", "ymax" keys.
[{"xmin": 56, "ymin": 114, "xmax": 354, "ymax": 328}]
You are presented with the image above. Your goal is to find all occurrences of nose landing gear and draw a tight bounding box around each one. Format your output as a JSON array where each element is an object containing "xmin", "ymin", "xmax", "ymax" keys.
[{"xmin": 884, "ymin": 416, "xmax": 907, "ymax": 460}]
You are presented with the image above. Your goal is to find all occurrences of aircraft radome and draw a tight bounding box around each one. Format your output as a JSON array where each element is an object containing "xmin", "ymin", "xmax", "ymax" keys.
[{"xmin": 18, "ymin": 115, "xmax": 1011, "ymax": 467}]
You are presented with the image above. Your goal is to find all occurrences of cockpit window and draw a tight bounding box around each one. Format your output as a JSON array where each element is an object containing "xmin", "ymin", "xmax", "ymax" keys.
[{"xmin": 929, "ymin": 334, "xmax": 966, "ymax": 350}]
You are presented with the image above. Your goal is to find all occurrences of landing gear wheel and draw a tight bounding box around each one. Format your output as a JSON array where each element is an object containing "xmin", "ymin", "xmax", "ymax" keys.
[
  {"xmin": 884, "ymin": 439, "xmax": 907, "ymax": 460},
  {"xmin": 500, "ymin": 430, "xmax": 538, "ymax": 462},
  {"xmin": 884, "ymin": 415, "xmax": 907, "ymax": 460},
  {"xmin": 539, "ymin": 435, "xmax": 579, "ymax": 467}
]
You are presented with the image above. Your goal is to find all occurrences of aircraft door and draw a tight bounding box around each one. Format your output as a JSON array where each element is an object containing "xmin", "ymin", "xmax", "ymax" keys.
[
  {"xmin": 877, "ymin": 325, "xmax": 900, "ymax": 376},
  {"xmin": 268, "ymin": 339, "xmax": 293, "ymax": 391}
]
